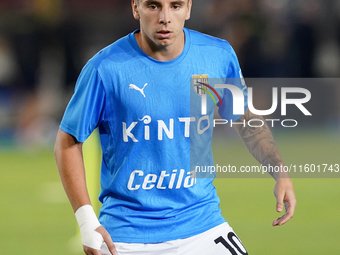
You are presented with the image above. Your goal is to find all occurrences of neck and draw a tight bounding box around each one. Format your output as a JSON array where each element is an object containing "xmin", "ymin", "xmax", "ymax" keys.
[{"xmin": 135, "ymin": 30, "xmax": 185, "ymax": 61}]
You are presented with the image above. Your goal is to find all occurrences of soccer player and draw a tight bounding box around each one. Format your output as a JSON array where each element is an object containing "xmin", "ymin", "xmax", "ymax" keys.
[{"xmin": 54, "ymin": 0, "xmax": 296, "ymax": 254}]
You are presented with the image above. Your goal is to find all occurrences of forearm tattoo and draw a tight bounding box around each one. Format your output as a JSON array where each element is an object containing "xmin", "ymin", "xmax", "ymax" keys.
[{"xmin": 235, "ymin": 110, "xmax": 285, "ymax": 179}]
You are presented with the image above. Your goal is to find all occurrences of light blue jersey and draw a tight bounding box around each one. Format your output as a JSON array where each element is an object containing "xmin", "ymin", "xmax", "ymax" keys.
[{"xmin": 60, "ymin": 28, "xmax": 248, "ymax": 243}]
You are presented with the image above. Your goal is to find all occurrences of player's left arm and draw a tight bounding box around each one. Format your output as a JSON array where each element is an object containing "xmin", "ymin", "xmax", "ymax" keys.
[{"xmin": 233, "ymin": 108, "xmax": 297, "ymax": 226}]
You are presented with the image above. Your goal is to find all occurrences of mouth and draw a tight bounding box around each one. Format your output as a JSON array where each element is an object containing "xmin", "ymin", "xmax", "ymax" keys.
[{"xmin": 156, "ymin": 30, "xmax": 172, "ymax": 39}]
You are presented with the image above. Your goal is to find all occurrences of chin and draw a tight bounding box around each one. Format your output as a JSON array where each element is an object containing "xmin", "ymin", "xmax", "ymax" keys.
[
  {"xmin": 159, "ymin": 41, "xmax": 172, "ymax": 46},
  {"xmin": 154, "ymin": 40, "xmax": 171, "ymax": 47}
]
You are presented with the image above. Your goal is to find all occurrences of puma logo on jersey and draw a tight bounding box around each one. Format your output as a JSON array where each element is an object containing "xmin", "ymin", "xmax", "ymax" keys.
[{"xmin": 129, "ymin": 83, "xmax": 148, "ymax": 98}]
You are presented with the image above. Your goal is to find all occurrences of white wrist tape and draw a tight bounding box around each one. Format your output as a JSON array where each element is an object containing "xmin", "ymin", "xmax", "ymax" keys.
[{"xmin": 75, "ymin": 205, "xmax": 103, "ymax": 250}]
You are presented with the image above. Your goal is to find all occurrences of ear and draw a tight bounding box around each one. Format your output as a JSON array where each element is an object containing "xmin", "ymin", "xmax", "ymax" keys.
[
  {"xmin": 185, "ymin": 0, "xmax": 192, "ymax": 20},
  {"xmin": 132, "ymin": 0, "xmax": 140, "ymax": 20}
]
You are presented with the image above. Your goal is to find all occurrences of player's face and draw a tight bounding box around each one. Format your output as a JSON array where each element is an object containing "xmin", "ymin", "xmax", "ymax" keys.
[{"xmin": 132, "ymin": 0, "xmax": 192, "ymax": 51}]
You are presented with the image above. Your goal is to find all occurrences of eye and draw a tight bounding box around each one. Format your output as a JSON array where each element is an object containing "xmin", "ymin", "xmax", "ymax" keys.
[
  {"xmin": 148, "ymin": 4, "xmax": 158, "ymax": 10},
  {"xmin": 172, "ymin": 4, "xmax": 181, "ymax": 10}
]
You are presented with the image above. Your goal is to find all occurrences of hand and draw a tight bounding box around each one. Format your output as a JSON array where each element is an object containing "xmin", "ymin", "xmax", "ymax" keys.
[
  {"xmin": 272, "ymin": 178, "xmax": 296, "ymax": 226},
  {"xmin": 83, "ymin": 226, "xmax": 117, "ymax": 255}
]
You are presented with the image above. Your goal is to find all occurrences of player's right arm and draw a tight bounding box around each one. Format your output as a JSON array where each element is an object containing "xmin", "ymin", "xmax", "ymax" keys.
[{"xmin": 54, "ymin": 129, "xmax": 116, "ymax": 255}]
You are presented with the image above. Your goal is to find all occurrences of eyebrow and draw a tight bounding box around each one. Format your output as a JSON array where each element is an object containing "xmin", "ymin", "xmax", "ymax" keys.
[
  {"xmin": 143, "ymin": 0, "xmax": 187, "ymax": 6},
  {"xmin": 171, "ymin": 0, "xmax": 186, "ymax": 5},
  {"xmin": 143, "ymin": 0, "xmax": 160, "ymax": 6}
]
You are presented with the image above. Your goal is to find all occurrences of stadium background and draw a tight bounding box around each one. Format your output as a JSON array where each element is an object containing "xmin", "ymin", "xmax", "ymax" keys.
[{"xmin": 0, "ymin": 0, "xmax": 339, "ymax": 254}]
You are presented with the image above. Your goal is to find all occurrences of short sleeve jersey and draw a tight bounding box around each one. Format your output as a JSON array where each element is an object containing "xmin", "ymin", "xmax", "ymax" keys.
[{"xmin": 60, "ymin": 28, "xmax": 248, "ymax": 243}]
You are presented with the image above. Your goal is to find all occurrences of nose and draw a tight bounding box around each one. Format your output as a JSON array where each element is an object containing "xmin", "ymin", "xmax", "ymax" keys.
[{"xmin": 159, "ymin": 8, "xmax": 171, "ymax": 24}]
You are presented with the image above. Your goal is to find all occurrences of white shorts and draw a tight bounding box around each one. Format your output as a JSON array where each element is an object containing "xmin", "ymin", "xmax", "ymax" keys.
[{"xmin": 101, "ymin": 222, "xmax": 248, "ymax": 255}]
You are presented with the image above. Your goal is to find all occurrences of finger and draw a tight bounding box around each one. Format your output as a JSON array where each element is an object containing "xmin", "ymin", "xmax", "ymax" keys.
[
  {"xmin": 272, "ymin": 216, "xmax": 283, "ymax": 226},
  {"xmin": 286, "ymin": 195, "xmax": 297, "ymax": 217},
  {"xmin": 95, "ymin": 226, "xmax": 117, "ymax": 255},
  {"xmin": 279, "ymin": 198, "xmax": 296, "ymax": 225},
  {"xmin": 278, "ymin": 191, "xmax": 297, "ymax": 222},
  {"xmin": 272, "ymin": 206, "xmax": 287, "ymax": 226},
  {"xmin": 102, "ymin": 233, "xmax": 117, "ymax": 255},
  {"xmin": 274, "ymin": 212, "xmax": 291, "ymax": 226},
  {"xmin": 275, "ymin": 190, "xmax": 284, "ymax": 213},
  {"xmin": 272, "ymin": 208, "xmax": 288, "ymax": 226},
  {"xmin": 273, "ymin": 197, "xmax": 297, "ymax": 226},
  {"xmin": 84, "ymin": 245, "xmax": 102, "ymax": 255},
  {"xmin": 107, "ymin": 242, "xmax": 117, "ymax": 255}
]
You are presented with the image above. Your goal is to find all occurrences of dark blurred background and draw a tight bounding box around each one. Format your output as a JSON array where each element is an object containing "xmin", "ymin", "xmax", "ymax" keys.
[{"xmin": 0, "ymin": 0, "xmax": 340, "ymax": 148}]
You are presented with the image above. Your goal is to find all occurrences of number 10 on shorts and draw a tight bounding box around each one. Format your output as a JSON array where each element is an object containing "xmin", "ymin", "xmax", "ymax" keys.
[{"xmin": 214, "ymin": 232, "xmax": 248, "ymax": 255}]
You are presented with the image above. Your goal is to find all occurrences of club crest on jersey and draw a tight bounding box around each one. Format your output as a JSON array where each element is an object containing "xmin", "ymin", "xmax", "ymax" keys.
[
  {"xmin": 192, "ymin": 75, "xmax": 223, "ymax": 115},
  {"xmin": 192, "ymin": 74, "xmax": 209, "ymax": 96}
]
